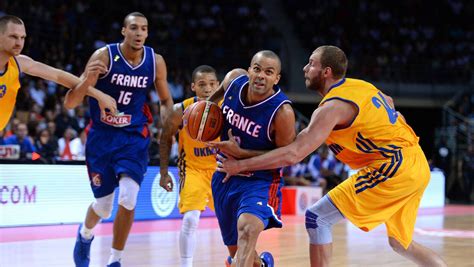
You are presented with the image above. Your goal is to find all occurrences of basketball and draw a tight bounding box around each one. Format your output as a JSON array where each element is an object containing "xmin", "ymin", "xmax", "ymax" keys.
[{"xmin": 183, "ymin": 100, "xmax": 223, "ymax": 142}]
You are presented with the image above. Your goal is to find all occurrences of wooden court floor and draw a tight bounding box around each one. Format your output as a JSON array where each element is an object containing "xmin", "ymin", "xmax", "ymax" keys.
[{"xmin": 0, "ymin": 205, "xmax": 473, "ymax": 267}]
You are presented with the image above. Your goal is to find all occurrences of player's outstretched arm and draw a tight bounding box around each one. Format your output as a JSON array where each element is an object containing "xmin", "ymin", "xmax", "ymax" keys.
[
  {"xmin": 208, "ymin": 68, "xmax": 247, "ymax": 103},
  {"xmin": 154, "ymin": 53, "xmax": 174, "ymax": 124},
  {"xmin": 17, "ymin": 54, "xmax": 81, "ymax": 89},
  {"xmin": 16, "ymin": 53, "xmax": 117, "ymax": 115},
  {"xmin": 159, "ymin": 103, "xmax": 183, "ymax": 192},
  {"xmin": 210, "ymin": 103, "xmax": 296, "ymax": 159},
  {"xmin": 218, "ymin": 100, "xmax": 356, "ymax": 176}
]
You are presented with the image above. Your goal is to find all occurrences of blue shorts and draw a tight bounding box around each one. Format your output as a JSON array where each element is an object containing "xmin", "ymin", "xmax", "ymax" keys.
[
  {"xmin": 211, "ymin": 171, "xmax": 283, "ymax": 246},
  {"xmin": 85, "ymin": 127, "xmax": 150, "ymax": 198}
]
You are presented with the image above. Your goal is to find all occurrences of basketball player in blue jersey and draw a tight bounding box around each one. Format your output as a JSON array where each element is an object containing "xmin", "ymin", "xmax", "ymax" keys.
[
  {"xmin": 207, "ymin": 50, "xmax": 296, "ymax": 267},
  {"xmin": 71, "ymin": 12, "xmax": 173, "ymax": 267}
]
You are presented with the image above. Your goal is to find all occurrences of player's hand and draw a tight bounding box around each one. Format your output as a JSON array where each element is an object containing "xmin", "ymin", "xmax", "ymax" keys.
[
  {"xmin": 84, "ymin": 60, "xmax": 108, "ymax": 85},
  {"xmin": 97, "ymin": 92, "xmax": 117, "ymax": 118},
  {"xmin": 207, "ymin": 129, "xmax": 241, "ymax": 158},
  {"xmin": 159, "ymin": 172, "xmax": 173, "ymax": 192},
  {"xmin": 217, "ymin": 153, "xmax": 241, "ymax": 183}
]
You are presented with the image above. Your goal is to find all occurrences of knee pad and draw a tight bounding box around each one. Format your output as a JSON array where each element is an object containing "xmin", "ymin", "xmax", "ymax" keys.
[
  {"xmin": 305, "ymin": 195, "xmax": 344, "ymax": 245},
  {"xmin": 92, "ymin": 193, "xmax": 115, "ymax": 219},
  {"xmin": 181, "ymin": 210, "xmax": 200, "ymax": 235},
  {"xmin": 118, "ymin": 177, "xmax": 140, "ymax": 210}
]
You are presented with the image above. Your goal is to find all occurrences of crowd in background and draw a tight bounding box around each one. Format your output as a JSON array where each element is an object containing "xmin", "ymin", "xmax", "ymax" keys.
[
  {"xmin": 1, "ymin": 1, "xmax": 472, "ymax": 194},
  {"xmin": 283, "ymin": 0, "xmax": 473, "ymax": 83}
]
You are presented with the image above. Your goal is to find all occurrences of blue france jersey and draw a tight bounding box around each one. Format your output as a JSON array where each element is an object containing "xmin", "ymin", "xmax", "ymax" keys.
[
  {"xmin": 89, "ymin": 43, "xmax": 155, "ymax": 133},
  {"xmin": 220, "ymin": 75, "xmax": 291, "ymax": 180}
]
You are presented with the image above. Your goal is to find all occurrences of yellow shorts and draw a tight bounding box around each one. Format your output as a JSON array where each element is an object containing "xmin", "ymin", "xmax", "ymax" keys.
[
  {"xmin": 178, "ymin": 168, "xmax": 214, "ymax": 214},
  {"xmin": 328, "ymin": 146, "xmax": 430, "ymax": 249}
]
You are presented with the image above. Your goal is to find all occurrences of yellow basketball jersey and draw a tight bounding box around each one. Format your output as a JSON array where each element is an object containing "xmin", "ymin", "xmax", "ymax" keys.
[
  {"xmin": 320, "ymin": 78, "xmax": 419, "ymax": 169},
  {"xmin": 177, "ymin": 97, "xmax": 219, "ymax": 174},
  {"xmin": 0, "ymin": 57, "xmax": 21, "ymax": 131}
]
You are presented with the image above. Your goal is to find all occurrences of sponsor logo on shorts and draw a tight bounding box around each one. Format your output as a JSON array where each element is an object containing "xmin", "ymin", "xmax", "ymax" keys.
[
  {"xmin": 91, "ymin": 173, "xmax": 102, "ymax": 187},
  {"xmin": 151, "ymin": 173, "xmax": 178, "ymax": 217}
]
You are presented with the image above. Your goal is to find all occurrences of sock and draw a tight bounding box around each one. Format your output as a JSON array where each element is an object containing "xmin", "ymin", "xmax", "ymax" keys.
[
  {"xmin": 107, "ymin": 248, "xmax": 123, "ymax": 264},
  {"xmin": 180, "ymin": 257, "xmax": 193, "ymax": 267},
  {"xmin": 79, "ymin": 223, "xmax": 94, "ymax": 240},
  {"xmin": 179, "ymin": 210, "xmax": 200, "ymax": 267}
]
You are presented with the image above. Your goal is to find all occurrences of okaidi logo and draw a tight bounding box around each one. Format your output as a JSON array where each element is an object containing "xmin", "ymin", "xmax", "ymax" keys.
[{"xmin": 0, "ymin": 185, "xmax": 36, "ymax": 204}]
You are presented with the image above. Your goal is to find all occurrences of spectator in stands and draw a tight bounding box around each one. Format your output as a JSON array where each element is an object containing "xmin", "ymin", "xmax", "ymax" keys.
[
  {"xmin": 58, "ymin": 127, "xmax": 76, "ymax": 160},
  {"xmin": 34, "ymin": 129, "xmax": 58, "ymax": 163},
  {"xmin": 307, "ymin": 145, "xmax": 338, "ymax": 193},
  {"xmin": 54, "ymin": 106, "xmax": 80, "ymax": 137},
  {"xmin": 281, "ymin": 158, "xmax": 312, "ymax": 186},
  {"xmin": 4, "ymin": 122, "xmax": 36, "ymax": 159},
  {"xmin": 70, "ymin": 128, "xmax": 86, "ymax": 160},
  {"xmin": 74, "ymin": 105, "xmax": 88, "ymax": 130},
  {"xmin": 14, "ymin": 84, "xmax": 34, "ymax": 123},
  {"xmin": 333, "ymin": 157, "xmax": 350, "ymax": 181},
  {"xmin": 4, "ymin": 118, "xmax": 20, "ymax": 137},
  {"xmin": 29, "ymin": 79, "xmax": 47, "ymax": 107}
]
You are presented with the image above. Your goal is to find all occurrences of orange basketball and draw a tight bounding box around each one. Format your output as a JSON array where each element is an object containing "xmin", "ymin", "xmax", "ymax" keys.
[{"xmin": 183, "ymin": 100, "xmax": 224, "ymax": 142}]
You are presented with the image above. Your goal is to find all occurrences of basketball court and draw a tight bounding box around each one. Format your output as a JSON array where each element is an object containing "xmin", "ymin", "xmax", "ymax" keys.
[{"xmin": 1, "ymin": 205, "xmax": 473, "ymax": 266}]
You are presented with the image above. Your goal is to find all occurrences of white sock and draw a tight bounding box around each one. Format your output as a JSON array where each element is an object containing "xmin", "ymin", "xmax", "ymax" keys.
[
  {"xmin": 179, "ymin": 210, "xmax": 200, "ymax": 267},
  {"xmin": 80, "ymin": 223, "xmax": 94, "ymax": 240},
  {"xmin": 107, "ymin": 248, "xmax": 123, "ymax": 264}
]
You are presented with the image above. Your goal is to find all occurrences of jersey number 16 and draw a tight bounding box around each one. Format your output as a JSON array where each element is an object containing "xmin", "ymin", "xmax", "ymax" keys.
[{"xmin": 118, "ymin": 91, "xmax": 132, "ymax": 105}]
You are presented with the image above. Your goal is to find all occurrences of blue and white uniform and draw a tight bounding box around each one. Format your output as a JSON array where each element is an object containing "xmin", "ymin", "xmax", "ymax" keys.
[
  {"xmin": 86, "ymin": 43, "xmax": 155, "ymax": 198},
  {"xmin": 212, "ymin": 75, "xmax": 291, "ymax": 246}
]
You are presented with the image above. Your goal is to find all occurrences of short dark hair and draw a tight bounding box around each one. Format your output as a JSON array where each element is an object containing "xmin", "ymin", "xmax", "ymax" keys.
[
  {"xmin": 123, "ymin": 12, "xmax": 146, "ymax": 27},
  {"xmin": 0, "ymin": 15, "xmax": 24, "ymax": 33},
  {"xmin": 192, "ymin": 65, "xmax": 217, "ymax": 82},
  {"xmin": 251, "ymin": 50, "xmax": 281, "ymax": 73},
  {"xmin": 314, "ymin": 46, "xmax": 348, "ymax": 79}
]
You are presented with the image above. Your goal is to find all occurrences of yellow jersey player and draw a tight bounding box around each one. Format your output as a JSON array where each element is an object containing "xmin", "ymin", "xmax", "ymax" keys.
[
  {"xmin": 0, "ymin": 15, "xmax": 116, "ymax": 131},
  {"xmin": 217, "ymin": 46, "xmax": 447, "ymax": 267},
  {"xmin": 159, "ymin": 65, "xmax": 220, "ymax": 267}
]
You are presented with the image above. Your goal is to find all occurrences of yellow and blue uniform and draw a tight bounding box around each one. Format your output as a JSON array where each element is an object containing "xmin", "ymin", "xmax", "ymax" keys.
[
  {"xmin": 0, "ymin": 57, "xmax": 21, "ymax": 131},
  {"xmin": 177, "ymin": 97, "xmax": 218, "ymax": 213},
  {"xmin": 322, "ymin": 78, "xmax": 430, "ymax": 249}
]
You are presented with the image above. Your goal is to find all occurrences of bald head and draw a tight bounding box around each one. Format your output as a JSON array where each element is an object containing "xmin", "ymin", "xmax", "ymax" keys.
[
  {"xmin": 313, "ymin": 45, "xmax": 348, "ymax": 79},
  {"xmin": 251, "ymin": 50, "xmax": 281, "ymax": 74}
]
